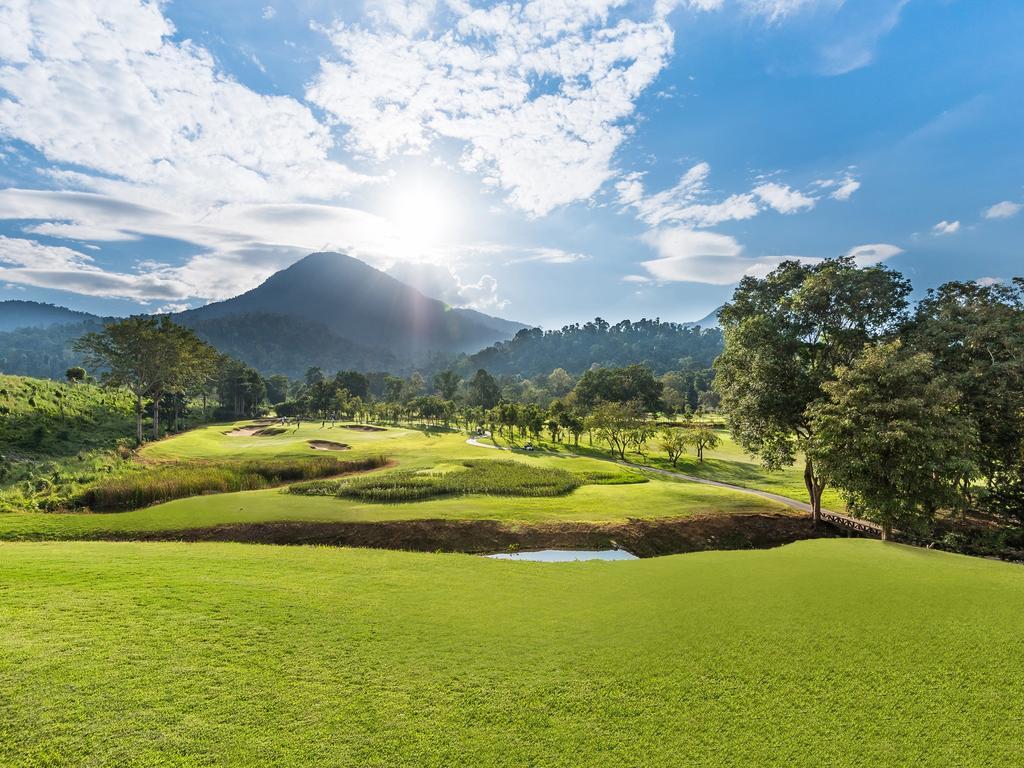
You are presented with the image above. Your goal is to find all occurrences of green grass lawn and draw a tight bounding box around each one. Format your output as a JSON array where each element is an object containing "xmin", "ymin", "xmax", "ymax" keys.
[{"xmin": 1, "ymin": 539, "xmax": 1022, "ymax": 766}]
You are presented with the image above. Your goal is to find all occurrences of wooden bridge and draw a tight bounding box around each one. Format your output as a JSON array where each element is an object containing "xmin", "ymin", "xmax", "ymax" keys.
[{"xmin": 819, "ymin": 509, "xmax": 882, "ymax": 536}]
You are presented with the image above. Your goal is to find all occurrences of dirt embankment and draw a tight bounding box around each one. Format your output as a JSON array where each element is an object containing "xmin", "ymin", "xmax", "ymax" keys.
[{"xmin": 108, "ymin": 513, "xmax": 844, "ymax": 557}]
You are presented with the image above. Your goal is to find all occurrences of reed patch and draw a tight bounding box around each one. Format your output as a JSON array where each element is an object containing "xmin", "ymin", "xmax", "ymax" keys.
[{"xmin": 75, "ymin": 455, "xmax": 388, "ymax": 512}]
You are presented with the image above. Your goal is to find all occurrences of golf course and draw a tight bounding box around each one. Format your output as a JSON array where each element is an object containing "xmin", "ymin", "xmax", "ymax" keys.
[{"xmin": 3, "ymin": 414, "xmax": 1024, "ymax": 765}]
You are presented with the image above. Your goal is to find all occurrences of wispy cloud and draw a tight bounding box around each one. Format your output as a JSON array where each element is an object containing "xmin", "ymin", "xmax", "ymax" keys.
[
  {"xmin": 307, "ymin": 0, "xmax": 676, "ymax": 216},
  {"xmin": 932, "ymin": 220, "xmax": 960, "ymax": 236},
  {"xmin": 983, "ymin": 200, "xmax": 1022, "ymax": 220},
  {"xmin": 845, "ymin": 243, "xmax": 904, "ymax": 267}
]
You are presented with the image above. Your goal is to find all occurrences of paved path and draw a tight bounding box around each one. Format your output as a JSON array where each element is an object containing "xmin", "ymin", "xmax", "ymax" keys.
[{"xmin": 464, "ymin": 436, "xmax": 881, "ymax": 535}]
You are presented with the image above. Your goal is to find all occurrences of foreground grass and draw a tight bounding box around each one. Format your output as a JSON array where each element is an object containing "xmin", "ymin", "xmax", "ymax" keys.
[{"xmin": 1, "ymin": 539, "xmax": 1022, "ymax": 766}]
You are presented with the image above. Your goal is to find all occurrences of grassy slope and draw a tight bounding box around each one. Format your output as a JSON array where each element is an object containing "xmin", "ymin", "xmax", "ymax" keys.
[
  {"xmin": 2, "ymin": 539, "xmax": 1022, "ymax": 766},
  {"xmin": 0, "ymin": 422, "xmax": 793, "ymax": 538},
  {"xmin": 0, "ymin": 374, "xmax": 134, "ymax": 455},
  {"xmin": 0, "ymin": 375, "xmax": 136, "ymax": 511}
]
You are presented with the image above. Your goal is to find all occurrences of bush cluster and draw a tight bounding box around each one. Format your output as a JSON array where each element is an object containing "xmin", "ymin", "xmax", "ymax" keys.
[
  {"xmin": 289, "ymin": 459, "xmax": 645, "ymax": 503},
  {"xmin": 76, "ymin": 455, "xmax": 388, "ymax": 512}
]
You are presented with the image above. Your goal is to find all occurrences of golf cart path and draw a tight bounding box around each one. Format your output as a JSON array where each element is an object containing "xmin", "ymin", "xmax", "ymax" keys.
[{"xmin": 465, "ymin": 436, "xmax": 880, "ymax": 534}]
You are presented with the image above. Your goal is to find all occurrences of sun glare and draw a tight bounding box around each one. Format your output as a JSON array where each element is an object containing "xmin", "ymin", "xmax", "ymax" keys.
[{"xmin": 386, "ymin": 177, "xmax": 453, "ymax": 248}]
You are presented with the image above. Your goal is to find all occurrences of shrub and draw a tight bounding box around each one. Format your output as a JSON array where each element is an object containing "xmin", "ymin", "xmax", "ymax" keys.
[
  {"xmin": 76, "ymin": 455, "xmax": 388, "ymax": 512},
  {"xmin": 291, "ymin": 459, "xmax": 580, "ymax": 503},
  {"xmin": 576, "ymin": 470, "xmax": 648, "ymax": 485}
]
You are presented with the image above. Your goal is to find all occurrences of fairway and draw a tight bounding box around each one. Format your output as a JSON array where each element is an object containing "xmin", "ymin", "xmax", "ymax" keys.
[
  {"xmin": 0, "ymin": 421, "xmax": 799, "ymax": 541},
  {"xmin": 1, "ymin": 539, "xmax": 1022, "ymax": 766}
]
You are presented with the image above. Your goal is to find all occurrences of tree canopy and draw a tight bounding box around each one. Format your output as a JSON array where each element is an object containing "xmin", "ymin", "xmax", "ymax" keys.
[{"xmin": 714, "ymin": 256, "xmax": 911, "ymax": 522}]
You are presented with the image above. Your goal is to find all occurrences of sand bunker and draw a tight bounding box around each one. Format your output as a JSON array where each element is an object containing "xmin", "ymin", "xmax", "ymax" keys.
[
  {"xmin": 225, "ymin": 425, "xmax": 287, "ymax": 437},
  {"xmin": 340, "ymin": 424, "xmax": 386, "ymax": 432},
  {"xmin": 308, "ymin": 440, "xmax": 351, "ymax": 451}
]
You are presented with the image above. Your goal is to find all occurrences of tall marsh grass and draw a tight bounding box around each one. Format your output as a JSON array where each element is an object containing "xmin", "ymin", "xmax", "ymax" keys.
[
  {"xmin": 290, "ymin": 459, "xmax": 586, "ymax": 503},
  {"xmin": 77, "ymin": 455, "xmax": 388, "ymax": 512}
]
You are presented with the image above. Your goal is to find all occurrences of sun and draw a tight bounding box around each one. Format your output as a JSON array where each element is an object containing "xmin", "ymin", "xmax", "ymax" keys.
[{"xmin": 386, "ymin": 176, "xmax": 453, "ymax": 248}]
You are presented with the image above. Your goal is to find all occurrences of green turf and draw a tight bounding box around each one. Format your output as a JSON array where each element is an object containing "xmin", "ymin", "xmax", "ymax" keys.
[{"xmin": 1, "ymin": 539, "xmax": 1021, "ymax": 766}]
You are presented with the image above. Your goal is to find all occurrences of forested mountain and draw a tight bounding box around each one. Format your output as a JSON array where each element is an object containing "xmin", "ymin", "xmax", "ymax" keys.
[
  {"xmin": 0, "ymin": 301, "xmax": 98, "ymax": 332},
  {"xmin": 464, "ymin": 318, "xmax": 724, "ymax": 377},
  {"xmin": 0, "ymin": 252, "xmax": 524, "ymax": 378},
  {"xmin": 0, "ymin": 320, "xmax": 106, "ymax": 379},
  {"xmin": 182, "ymin": 313, "xmax": 396, "ymax": 378},
  {"xmin": 178, "ymin": 252, "xmax": 525, "ymax": 363}
]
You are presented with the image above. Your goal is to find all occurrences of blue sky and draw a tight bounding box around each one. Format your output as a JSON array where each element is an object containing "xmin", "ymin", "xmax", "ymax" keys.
[{"xmin": 0, "ymin": 0, "xmax": 1021, "ymax": 328}]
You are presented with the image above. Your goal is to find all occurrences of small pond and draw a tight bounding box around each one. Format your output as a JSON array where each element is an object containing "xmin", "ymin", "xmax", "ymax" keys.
[{"xmin": 485, "ymin": 549, "xmax": 637, "ymax": 562}]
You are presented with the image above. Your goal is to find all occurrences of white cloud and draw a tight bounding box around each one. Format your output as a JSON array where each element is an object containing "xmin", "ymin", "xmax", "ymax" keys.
[
  {"xmin": 639, "ymin": 227, "xmax": 806, "ymax": 285},
  {"xmin": 830, "ymin": 178, "xmax": 860, "ymax": 201},
  {"xmin": 262, "ymin": 5, "xmax": 276, "ymax": 20},
  {"xmin": 618, "ymin": 163, "xmax": 822, "ymax": 228},
  {"xmin": 616, "ymin": 163, "xmax": 761, "ymax": 228},
  {"xmin": 0, "ymin": 0, "xmax": 374, "ymax": 216},
  {"xmin": 815, "ymin": 172, "xmax": 861, "ymax": 201},
  {"xmin": 307, "ymin": 0, "xmax": 676, "ymax": 216},
  {"xmin": 0, "ymin": 235, "xmax": 191, "ymax": 300},
  {"xmin": 752, "ymin": 182, "xmax": 816, "ymax": 214},
  {"xmin": 385, "ymin": 260, "xmax": 507, "ymax": 311},
  {"xmin": 152, "ymin": 303, "xmax": 193, "ymax": 314},
  {"xmin": 983, "ymin": 200, "xmax": 1022, "ymax": 220},
  {"xmin": 845, "ymin": 243, "xmax": 903, "ymax": 267},
  {"xmin": 976, "ymin": 277, "xmax": 1003, "ymax": 287},
  {"xmin": 0, "ymin": 188, "xmax": 403, "ymax": 301},
  {"xmin": 932, "ymin": 220, "xmax": 960, "ymax": 236},
  {"xmin": 622, "ymin": 274, "xmax": 652, "ymax": 283},
  {"xmin": 509, "ymin": 248, "xmax": 589, "ymax": 265}
]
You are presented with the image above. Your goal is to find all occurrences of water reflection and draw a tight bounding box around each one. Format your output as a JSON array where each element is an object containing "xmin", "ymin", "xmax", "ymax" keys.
[{"xmin": 485, "ymin": 549, "xmax": 637, "ymax": 562}]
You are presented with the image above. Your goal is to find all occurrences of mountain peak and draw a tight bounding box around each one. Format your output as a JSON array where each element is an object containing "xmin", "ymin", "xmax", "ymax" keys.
[{"xmin": 179, "ymin": 251, "xmax": 524, "ymax": 364}]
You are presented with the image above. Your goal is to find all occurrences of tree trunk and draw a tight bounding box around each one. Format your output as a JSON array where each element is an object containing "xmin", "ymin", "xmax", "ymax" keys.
[
  {"xmin": 804, "ymin": 458, "xmax": 822, "ymax": 525},
  {"xmin": 151, "ymin": 394, "xmax": 161, "ymax": 441},
  {"xmin": 135, "ymin": 393, "xmax": 143, "ymax": 446},
  {"xmin": 881, "ymin": 523, "xmax": 891, "ymax": 541}
]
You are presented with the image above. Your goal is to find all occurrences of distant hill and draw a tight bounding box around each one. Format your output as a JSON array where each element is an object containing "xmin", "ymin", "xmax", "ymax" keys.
[
  {"xmin": 684, "ymin": 306, "xmax": 723, "ymax": 330},
  {"xmin": 0, "ymin": 301, "xmax": 98, "ymax": 332},
  {"xmin": 178, "ymin": 252, "xmax": 526, "ymax": 365},
  {"xmin": 0, "ymin": 320, "xmax": 106, "ymax": 380},
  {"xmin": 464, "ymin": 318, "xmax": 723, "ymax": 377}
]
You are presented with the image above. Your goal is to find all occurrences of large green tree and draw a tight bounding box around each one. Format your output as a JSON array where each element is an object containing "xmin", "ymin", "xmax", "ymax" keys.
[
  {"xmin": 714, "ymin": 257, "xmax": 911, "ymax": 523},
  {"xmin": 466, "ymin": 368, "xmax": 501, "ymax": 409},
  {"xmin": 808, "ymin": 342, "xmax": 976, "ymax": 539},
  {"xmin": 572, "ymin": 364, "xmax": 663, "ymax": 412},
  {"xmin": 908, "ymin": 279, "xmax": 1024, "ymax": 514},
  {"xmin": 75, "ymin": 316, "xmax": 217, "ymax": 444}
]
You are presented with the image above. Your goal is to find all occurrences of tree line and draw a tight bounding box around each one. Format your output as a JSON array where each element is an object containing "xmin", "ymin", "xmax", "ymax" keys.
[
  {"xmin": 714, "ymin": 256, "xmax": 1024, "ymax": 538},
  {"xmin": 74, "ymin": 316, "xmax": 274, "ymax": 445}
]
